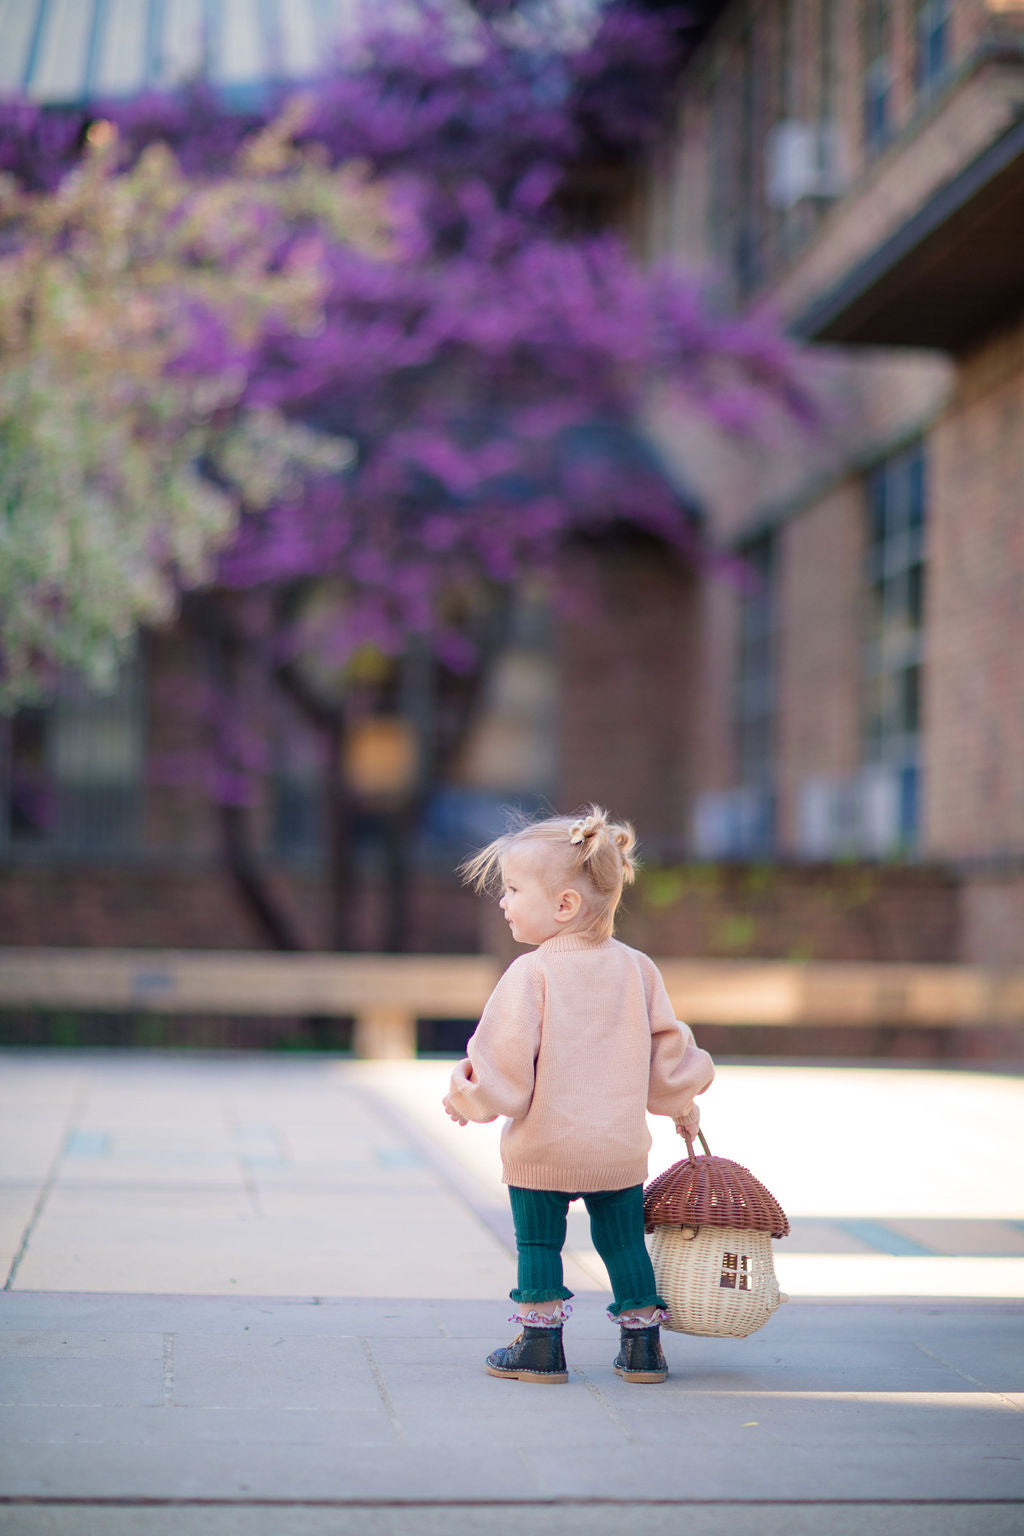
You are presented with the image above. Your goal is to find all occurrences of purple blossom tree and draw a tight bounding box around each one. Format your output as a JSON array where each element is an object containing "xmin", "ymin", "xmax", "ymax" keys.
[{"xmin": 1, "ymin": 1, "xmax": 815, "ymax": 952}]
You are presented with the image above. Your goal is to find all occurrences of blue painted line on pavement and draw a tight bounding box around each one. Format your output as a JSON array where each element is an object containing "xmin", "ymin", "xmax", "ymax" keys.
[
  {"xmin": 234, "ymin": 1127, "xmax": 287, "ymax": 1168},
  {"xmin": 64, "ymin": 1130, "xmax": 112, "ymax": 1158},
  {"xmin": 837, "ymin": 1219, "xmax": 937, "ymax": 1256},
  {"xmin": 375, "ymin": 1147, "xmax": 425, "ymax": 1169}
]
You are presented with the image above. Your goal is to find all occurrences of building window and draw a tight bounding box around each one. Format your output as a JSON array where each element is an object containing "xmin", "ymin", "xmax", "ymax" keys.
[
  {"xmin": 735, "ymin": 17, "xmax": 762, "ymax": 292},
  {"xmin": 707, "ymin": 7, "xmax": 767, "ymax": 301},
  {"xmin": 424, "ymin": 593, "xmax": 558, "ymax": 860},
  {"xmin": 736, "ymin": 532, "xmax": 777, "ymax": 795},
  {"xmin": 270, "ymin": 704, "xmax": 324, "ymax": 862},
  {"xmin": 770, "ymin": 0, "xmax": 799, "ymax": 259},
  {"xmin": 1, "ymin": 651, "xmax": 145, "ymax": 858},
  {"xmin": 862, "ymin": 0, "xmax": 893, "ymax": 153},
  {"xmin": 697, "ymin": 530, "xmax": 779, "ymax": 857},
  {"xmin": 915, "ymin": 0, "xmax": 951, "ymax": 93},
  {"xmin": 708, "ymin": 63, "xmax": 737, "ymax": 286},
  {"xmin": 819, "ymin": 0, "xmax": 840, "ymax": 121},
  {"xmin": 863, "ymin": 442, "xmax": 927, "ymax": 846}
]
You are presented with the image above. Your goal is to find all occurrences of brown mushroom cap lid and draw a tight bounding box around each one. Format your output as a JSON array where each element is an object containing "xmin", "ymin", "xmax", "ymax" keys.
[{"xmin": 644, "ymin": 1150, "xmax": 790, "ymax": 1239}]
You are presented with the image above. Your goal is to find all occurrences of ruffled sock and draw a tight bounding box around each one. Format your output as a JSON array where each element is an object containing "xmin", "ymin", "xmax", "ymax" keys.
[
  {"xmin": 612, "ymin": 1307, "xmax": 669, "ymax": 1330},
  {"xmin": 512, "ymin": 1302, "xmax": 573, "ymax": 1328}
]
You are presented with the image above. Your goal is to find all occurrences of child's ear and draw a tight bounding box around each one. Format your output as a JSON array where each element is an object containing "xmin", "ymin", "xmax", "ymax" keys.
[{"xmin": 555, "ymin": 888, "xmax": 582, "ymax": 924}]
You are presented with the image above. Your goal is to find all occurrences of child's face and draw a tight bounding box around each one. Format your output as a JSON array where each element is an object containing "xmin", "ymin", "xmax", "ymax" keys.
[{"xmin": 499, "ymin": 849, "xmax": 575, "ymax": 946}]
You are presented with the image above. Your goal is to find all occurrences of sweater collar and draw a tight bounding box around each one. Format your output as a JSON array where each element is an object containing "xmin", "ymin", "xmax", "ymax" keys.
[{"xmin": 537, "ymin": 934, "xmax": 614, "ymax": 954}]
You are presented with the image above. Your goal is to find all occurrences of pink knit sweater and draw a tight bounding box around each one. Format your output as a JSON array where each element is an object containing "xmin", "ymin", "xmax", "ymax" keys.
[{"xmin": 446, "ymin": 933, "xmax": 714, "ymax": 1192}]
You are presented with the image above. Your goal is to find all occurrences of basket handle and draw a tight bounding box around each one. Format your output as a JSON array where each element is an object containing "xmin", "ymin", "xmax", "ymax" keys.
[{"xmin": 682, "ymin": 1127, "xmax": 711, "ymax": 1159}]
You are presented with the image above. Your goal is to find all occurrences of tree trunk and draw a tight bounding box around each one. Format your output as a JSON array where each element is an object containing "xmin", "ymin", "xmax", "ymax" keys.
[
  {"xmin": 190, "ymin": 592, "xmax": 307, "ymax": 953},
  {"xmin": 322, "ymin": 717, "xmax": 359, "ymax": 951},
  {"xmin": 217, "ymin": 800, "xmax": 305, "ymax": 951},
  {"xmin": 380, "ymin": 806, "xmax": 414, "ymax": 953}
]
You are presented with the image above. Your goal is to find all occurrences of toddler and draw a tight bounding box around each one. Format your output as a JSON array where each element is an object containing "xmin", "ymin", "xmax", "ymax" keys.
[{"xmin": 443, "ymin": 805, "xmax": 714, "ymax": 1384}]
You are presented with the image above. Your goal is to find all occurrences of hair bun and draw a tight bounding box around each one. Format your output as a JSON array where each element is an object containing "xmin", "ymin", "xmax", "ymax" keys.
[
  {"xmin": 574, "ymin": 811, "xmax": 595, "ymax": 847},
  {"xmin": 568, "ymin": 812, "xmax": 602, "ymax": 846}
]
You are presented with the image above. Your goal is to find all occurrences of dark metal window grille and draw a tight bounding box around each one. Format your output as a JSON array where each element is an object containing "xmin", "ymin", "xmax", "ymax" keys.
[
  {"xmin": 708, "ymin": 64, "xmax": 736, "ymax": 275},
  {"xmin": 735, "ymin": 17, "xmax": 763, "ymax": 292},
  {"xmin": 2, "ymin": 649, "xmax": 144, "ymax": 858},
  {"xmin": 862, "ymin": 0, "xmax": 893, "ymax": 153},
  {"xmin": 819, "ymin": 0, "xmax": 840, "ymax": 121},
  {"xmin": 707, "ymin": 4, "xmax": 767, "ymax": 300},
  {"xmin": 863, "ymin": 441, "xmax": 927, "ymax": 846},
  {"xmin": 915, "ymin": 0, "xmax": 951, "ymax": 93},
  {"xmin": 734, "ymin": 532, "xmax": 777, "ymax": 851}
]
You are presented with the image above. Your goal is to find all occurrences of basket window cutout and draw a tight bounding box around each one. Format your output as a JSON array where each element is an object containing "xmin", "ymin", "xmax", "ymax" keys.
[{"xmin": 719, "ymin": 1253, "xmax": 752, "ymax": 1291}]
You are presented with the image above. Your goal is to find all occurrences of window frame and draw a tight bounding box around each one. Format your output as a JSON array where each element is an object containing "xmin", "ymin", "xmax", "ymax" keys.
[
  {"xmin": 914, "ymin": 0, "xmax": 952, "ymax": 95},
  {"xmin": 734, "ymin": 529, "xmax": 779, "ymax": 811},
  {"xmin": 862, "ymin": 440, "xmax": 928, "ymax": 846},
  {"xmin": 2, "ymin": 647, "xmax": 146, "ymax": 861},
  {"xmin": 862, "ymin": 0, "xmax": 893, "ymax": 154}
]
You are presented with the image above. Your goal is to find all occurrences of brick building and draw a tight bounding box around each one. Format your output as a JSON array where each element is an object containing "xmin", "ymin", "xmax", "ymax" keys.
[
  {"xmin": 626, "ymin": 0, "xmax": 1024, "ymax": 964},
  {"xmin": 1, "ymin": 0, "xmax": 1022, "ymax": 971}
]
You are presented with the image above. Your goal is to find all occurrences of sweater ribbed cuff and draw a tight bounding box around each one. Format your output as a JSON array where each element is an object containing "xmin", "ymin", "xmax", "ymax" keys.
[{"xmin": 502, "ymin": 1159, "xmax": 648, "ymax": 1192}]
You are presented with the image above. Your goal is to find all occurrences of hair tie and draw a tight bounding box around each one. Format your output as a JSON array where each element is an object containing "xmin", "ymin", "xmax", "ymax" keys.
[{"xmin": 569, "ymin": 815, "xmax": 598, "ymax": 846}]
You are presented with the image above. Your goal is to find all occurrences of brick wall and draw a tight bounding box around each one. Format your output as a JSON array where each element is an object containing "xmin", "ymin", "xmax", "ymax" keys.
[
  {"xmin": 647, "ymin": 1, "xmax": 1024, "ymax": 318},
  {"xmin": 476, "ymin": 855, "xmax": 961, "ymax": 964},
  {"xmin": 767, "ymin": 54, "xmax": 1024, "ymax": 322},
  {"xmin": 557, "ymin": 540, "xmax": 698, "ymax": 845},
  {"xmin": 926, "ymin": 312, "xmax": 1024, "ymax": 862},
  {"xmin": 616, "ymin": 860, "xmax": 960, "ymax": 964},
  {"xmin": 961, "ymin": 871, "xmax": 1024, "ymax": 966},
  {"xmin": 689, "ymin": 565, "xmax": 740, "ymax": 803},
  {"xmin": 144, "ymin": 626, "xmax": 218, "ymax": 858},
  {"xmin": 776, "ymin": 480, "xmax": 864, "ymax": 847},
  {"xmin": 0, "ymin": 862, "xmax": 482, "ymax": 954}
]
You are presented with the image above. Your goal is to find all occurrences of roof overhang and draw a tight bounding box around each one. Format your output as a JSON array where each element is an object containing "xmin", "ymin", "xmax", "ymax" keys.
[{"xmin": 790, "ymin": 115, "xmax": 1024, "ymax": 354}]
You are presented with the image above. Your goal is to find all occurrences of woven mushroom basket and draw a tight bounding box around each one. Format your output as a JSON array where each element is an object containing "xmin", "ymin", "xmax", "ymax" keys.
[{"xmin": 644, "ymin": 1130, "xmax": 790, "ymax": 1339}]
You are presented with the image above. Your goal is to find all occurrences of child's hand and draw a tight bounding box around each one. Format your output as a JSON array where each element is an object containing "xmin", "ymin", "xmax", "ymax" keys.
[
  {"xmin": 442, "ymin": 1094, "xmax": 468, "ymax": 1126},
  {"xmin": 674, "ymin": 1106, "xmax": 700, "ymax": 1137}
]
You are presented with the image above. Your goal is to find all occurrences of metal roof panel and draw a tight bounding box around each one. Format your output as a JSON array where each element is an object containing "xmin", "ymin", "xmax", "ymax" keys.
[
  {"xmin": 1, "ymin": 0, "xmax": 371, "ymax": 101},
  {"xmin": 30, "ymin": 0, "xmax": 93, "ymax": 101},
  {"xmin": 0, "ymin": 0, "xmax": 40, "ymax": 92}
]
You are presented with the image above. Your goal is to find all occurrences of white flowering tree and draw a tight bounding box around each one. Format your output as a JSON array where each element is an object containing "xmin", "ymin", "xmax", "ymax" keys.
[{"xmin": 0, "ymin": 110, "xmax": 384, "ymax": 708}]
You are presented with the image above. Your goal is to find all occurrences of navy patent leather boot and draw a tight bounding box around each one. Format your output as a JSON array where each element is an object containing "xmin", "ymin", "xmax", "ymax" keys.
[
  {"xmin": 614, "ymin": 1324, "xmax": 668, "ymax": 1383},
  {"xmin": 485, "ymin": 1324, "xmax": 568, "ymax": 1384}
]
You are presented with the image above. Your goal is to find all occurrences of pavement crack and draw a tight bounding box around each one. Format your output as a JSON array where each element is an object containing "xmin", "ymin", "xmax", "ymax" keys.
[
  {"xmin": 4, "ymin": 1075, "xmax": 89, "ymax": 1291},
  {"xmin": 224, "ymin": 1102, "xmax": 265, "ymax": 1218},
  {"xmin": 914, "ymin": 1342, "xmax": 1022, "ymax": 1411},
  {"xmin": 359, "ymin": 1335, "xmax": 404, "ymax": 1442},
  {"xmin": 571, "ymin": 1366, "xmax": 636, "ymax": 1443}
]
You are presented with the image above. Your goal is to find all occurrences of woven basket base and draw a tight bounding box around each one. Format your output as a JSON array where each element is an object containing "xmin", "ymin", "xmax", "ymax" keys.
[{"xmin": 649, "ymin": 1225, "xmax": 786, "ymax": 1338}]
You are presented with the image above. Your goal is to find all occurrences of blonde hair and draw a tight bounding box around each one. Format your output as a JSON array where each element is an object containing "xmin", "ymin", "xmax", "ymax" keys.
[{"xmin": 458, "ymin": 803, "xmax": 638, "ymax": 942}]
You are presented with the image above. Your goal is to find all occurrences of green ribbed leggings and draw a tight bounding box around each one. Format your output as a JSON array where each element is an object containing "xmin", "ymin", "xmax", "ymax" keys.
[{"xmin": 507, "ymin": 1184, "xmax": 666, "ymax": 1315}]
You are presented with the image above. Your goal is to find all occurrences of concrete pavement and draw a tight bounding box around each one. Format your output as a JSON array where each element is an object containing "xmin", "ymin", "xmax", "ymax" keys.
[{"xmin": 0, "ymin": 1049, "xmax": 1022, "ymax": 1535}]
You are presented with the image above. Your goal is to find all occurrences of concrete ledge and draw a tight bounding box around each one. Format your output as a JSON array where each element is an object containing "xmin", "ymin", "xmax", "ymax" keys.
[{"xmin": 1, "ymin": 950, "xmax": 1022, "ymax": 1058}]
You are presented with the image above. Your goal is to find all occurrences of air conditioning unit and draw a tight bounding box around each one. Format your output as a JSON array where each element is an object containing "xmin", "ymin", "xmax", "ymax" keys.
[
  {"xmin": 766, "ymin": 120, "xmax": 847, "ymax": 210},
  {"xmin": 858, "ymin": 764, "xmax": 905, "ymax": 855},
  {"xmin": 795, "ymin": 767, "xmax": 907, "ymax": 859},
  {"xmin": 795, "ymin": 775, "xmax": 860, "ymax": 859}
]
